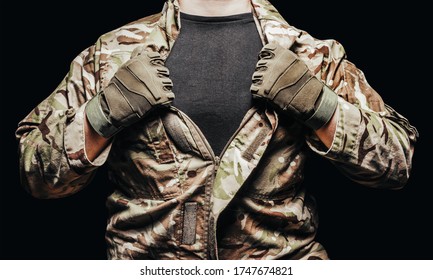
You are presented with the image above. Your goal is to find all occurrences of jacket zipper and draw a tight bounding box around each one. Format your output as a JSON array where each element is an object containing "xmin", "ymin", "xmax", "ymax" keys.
[{"xmin": 168, "ymin": 106, "xmax": 259, "ymax": 259}]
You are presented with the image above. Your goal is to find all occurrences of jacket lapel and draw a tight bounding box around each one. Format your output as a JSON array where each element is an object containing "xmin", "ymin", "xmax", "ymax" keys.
[
  {"xmin": 143, "ymin": 0, "xmax": 180, "ymax": 55},
  {"xmin": 211, "ymin": 109, "xmax": 278, "ymax": 216},
  {"xmin": 252, "ymin": 0, "xmax": 300, "ymax": 49}
]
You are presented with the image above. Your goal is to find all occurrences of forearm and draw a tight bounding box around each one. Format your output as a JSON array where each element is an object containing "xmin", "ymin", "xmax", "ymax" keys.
[
  {"xmin": 314, "ymin": 106, "xmax": 339, "ymax": 149},
  {"xmin": 84, "ymin": 113, "xmax": 111, "ymax": 162},
  {"xmin": 17, "ymin": 106, "xmax": 96, "ymax": 198},
  {"xmin": 17, "ymin": 101, "xmax": 112, "ymax": 198},
  {"xmin": 307, "ymin": 98, "xmax": 416, "ymax": 189},
  {"xmin": 15, "ymin": 39, "xmax": 121, "ymax": 198}
]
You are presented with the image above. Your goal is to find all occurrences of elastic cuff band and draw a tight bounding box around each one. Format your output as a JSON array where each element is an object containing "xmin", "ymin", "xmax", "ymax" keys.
[
  {"xmin": 304, "ymin": 86, "xmax": 338, "ymax": 130},
  {"xmin": 85, "ymin": 94, "xmax": 119, "ymax": 138}
]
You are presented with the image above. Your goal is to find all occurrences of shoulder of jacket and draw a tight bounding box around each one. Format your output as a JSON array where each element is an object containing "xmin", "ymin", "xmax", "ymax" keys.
[
  {"xmin": 95, "ymin": 13, "xmax": 162, "ymax": 53},
  {"xmin": 258, "ymin": 9, "xmax": 347, "ymax": 64},
  {"xmin": 292, "ymin": 28, "xmax": 347, "ymax": 65}
]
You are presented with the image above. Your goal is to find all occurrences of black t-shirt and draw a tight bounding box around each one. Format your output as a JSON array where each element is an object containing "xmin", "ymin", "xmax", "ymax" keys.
[{"xmin": 166, "ymin": 12, "xmax": 263, "ymax": 156}]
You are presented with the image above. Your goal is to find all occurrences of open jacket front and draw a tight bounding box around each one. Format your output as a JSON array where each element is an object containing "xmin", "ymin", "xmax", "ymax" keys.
[{"xmin": 16, "ymin": 0, "xmax": 418, "ymax": 259}]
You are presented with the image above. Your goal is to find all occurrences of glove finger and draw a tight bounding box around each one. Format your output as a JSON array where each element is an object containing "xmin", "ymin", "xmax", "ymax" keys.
[
  {"xmin": 160, "ymin": 77, "xmax": 173, "ymax": 91},
  {"xmin": 156, "ymin": 67, "xmax": 170, "ymax": 77},
  {"xmin": 258, "ymin": 43, "xmax": 284, "ymax": 60},
  {"xmin": 146, "ymin": 51, "xmax": 162, "ymax": 60},
  {"xmin": 165, "ymin": 91, "xmax": 175, "ymax": 100},
  {"xmin": 252, "ymin": 73, "xmax": 264, "ymax": 84},
  {"xmin": 151, "ymin": 58, "xmax": 165, "ymax": 66},
  {"xmin": 259, "ymin": 49, "xmax": 275, "ymax": 60},
  {"xmin": 250, "ymin": 84, "xmax": 261, "ymax": 96},
  {"xmin": 159, "ymin": 91, "xmax": 175, "ymax": 106},
  {"xmin": 146, "ymin": 51, "xmax": 167, "ymax": 66},
  {"xmin": 255, "ymin": 60, "xmax": 268, "ymax": 71}
]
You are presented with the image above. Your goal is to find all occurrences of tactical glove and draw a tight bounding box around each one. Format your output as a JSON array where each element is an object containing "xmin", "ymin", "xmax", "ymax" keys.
[
  {"xmin": 251, "ymin": 43, "xmax": 338, "ymax": 130},
  {"xmin": 85, "ymin": 49, "xmax": 175, "ymax": 138}
]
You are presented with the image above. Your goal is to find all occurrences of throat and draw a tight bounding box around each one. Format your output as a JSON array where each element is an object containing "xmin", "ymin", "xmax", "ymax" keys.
[{"xmin": 178, "ymin": 0, "xmax": 251, "ymax": 17}]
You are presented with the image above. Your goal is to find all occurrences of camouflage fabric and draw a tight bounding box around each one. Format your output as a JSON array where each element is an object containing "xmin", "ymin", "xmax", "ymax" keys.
[{"xmin": 16, "ymin": 0, "xmax": 418, "ymax": 260}]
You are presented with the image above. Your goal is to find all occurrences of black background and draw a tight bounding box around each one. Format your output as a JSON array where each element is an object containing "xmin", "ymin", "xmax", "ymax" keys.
[{"xmin": 1, "ymin": 1, "xmax": 432, "ymax": 260}]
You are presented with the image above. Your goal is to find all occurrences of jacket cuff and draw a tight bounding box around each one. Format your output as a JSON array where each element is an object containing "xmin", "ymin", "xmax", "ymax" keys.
[
  {"xmin": 64, "ymin": 103, "xmax": 112, "ymax": 172},
  {"xmin": 306, "ymin": 97, "xmax": 361, "ymax": 159}
]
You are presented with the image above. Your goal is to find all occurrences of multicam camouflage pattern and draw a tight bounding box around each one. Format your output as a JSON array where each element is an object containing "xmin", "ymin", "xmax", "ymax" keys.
[{"xmin": 16, "ymin": 0, "xmax": 418, "ymax": 260}]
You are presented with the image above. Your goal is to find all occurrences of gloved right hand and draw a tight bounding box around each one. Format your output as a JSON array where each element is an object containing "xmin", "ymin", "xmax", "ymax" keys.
[{"xmin": 85, "ymin": 49, "xmax": 175, "ymax": 138}]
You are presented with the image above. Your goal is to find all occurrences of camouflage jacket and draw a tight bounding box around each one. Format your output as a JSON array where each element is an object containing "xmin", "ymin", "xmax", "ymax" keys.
[{"xmin": 16, "ymin": 0, "xmax": 418, "ymax": 260}]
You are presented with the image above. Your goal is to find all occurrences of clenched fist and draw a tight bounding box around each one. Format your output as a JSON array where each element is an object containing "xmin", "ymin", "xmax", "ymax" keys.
[
  {"xmin": 251, "ymin": 43, "xmax": 337, "ymax": 130},
  {"xmin": 86, "ymin": 48, "xmax": 175, "ymax": 138}
]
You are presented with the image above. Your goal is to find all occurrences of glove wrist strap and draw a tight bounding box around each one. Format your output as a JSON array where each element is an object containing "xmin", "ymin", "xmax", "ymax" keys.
[
  {"xmin": 85, "ymin": 95, "xmax": 119, "ymax": 138},
  {"xmin": 304, "ymin": 86, "xmax": 338, "ymax": 130}
]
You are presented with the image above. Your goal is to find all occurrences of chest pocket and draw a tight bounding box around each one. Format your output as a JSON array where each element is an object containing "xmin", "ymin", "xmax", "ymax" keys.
[
  {"xmin": 242, "ymin": 118, "xmax": 307, "ymax": 200},
  {"xmin": 107, "ymin": 113, "xmax": 180, "ymax": 200},
  {"xmin": 145, "ymin": 115, "xmax": 177, "ymax": 164}
]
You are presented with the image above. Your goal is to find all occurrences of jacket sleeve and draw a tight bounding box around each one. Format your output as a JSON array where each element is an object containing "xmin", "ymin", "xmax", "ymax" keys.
[
  {"xmin": 15, "ymin": 40, "xmax": 112, "ymax": 199},
  {"xmin": 303, "ymin": 39, "xmax": 418, "ymax": 189}
]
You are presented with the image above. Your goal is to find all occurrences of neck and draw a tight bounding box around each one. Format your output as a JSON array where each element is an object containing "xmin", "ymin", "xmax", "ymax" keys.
[{"xmin": 178, "ymin": 0, "xmax": 251, "ymax": 16}]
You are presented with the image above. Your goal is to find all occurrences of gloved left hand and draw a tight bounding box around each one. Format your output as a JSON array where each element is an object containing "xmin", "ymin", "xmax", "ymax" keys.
[{"xmin": 250, "ymin": 43, "xmax": 338, "ymax": 130}]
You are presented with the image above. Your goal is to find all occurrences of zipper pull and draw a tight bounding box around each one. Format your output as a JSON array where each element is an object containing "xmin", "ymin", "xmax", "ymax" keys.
[{"xmin": 214, "ymin": 156, "xmax": 220, "ymax": 172}]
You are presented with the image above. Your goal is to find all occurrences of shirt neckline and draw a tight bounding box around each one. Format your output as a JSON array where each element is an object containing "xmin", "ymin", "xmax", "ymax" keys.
[{"xmin": 180, "ymin": 12, "xmax": 254, "ymax": 24}]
